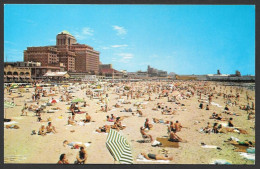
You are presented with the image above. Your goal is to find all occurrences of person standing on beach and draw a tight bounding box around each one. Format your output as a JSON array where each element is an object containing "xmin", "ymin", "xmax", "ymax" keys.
[{"xmin": 105, "ymin": 94, "xmax": 109, "ymax": 112}]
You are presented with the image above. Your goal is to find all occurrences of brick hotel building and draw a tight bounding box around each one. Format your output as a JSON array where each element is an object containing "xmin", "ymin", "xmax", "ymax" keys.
[{"xmin": 24, "ymin": 30, "xmax": 100, "ymax": 73}]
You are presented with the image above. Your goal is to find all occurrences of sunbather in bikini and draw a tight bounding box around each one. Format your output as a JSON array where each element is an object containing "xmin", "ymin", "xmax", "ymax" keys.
[
  {"xmin": 168, "ymin": 131, "xmax": 182, "ymax": 142},
  {"xmin": 63, "ymin": 140, "xmax": 86, "ymax": 149},
  {"xmin": 46, "ymin": 122, "xmax": 57, "ymax": 133},
  {"xmin": 96, "ymin": 125, "xmax": 111, "ymax": 133}
]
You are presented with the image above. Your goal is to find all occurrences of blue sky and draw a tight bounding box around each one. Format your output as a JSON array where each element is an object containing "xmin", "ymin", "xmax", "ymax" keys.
[{"xmin": 4, "ymin": 5, "xmax": 255, "ymax": 75}]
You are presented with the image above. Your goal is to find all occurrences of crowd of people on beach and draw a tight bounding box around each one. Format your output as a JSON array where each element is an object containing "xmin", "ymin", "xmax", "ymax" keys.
[{"xmin": 4, "ymin": 80, "xmax": 255, "ymax": 164}]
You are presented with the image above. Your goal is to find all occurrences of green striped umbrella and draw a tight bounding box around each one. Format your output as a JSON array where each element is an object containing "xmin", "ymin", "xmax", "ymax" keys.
[
  {"xmin": 71, "ymin": 98, "xmax": 85, "ymax": 103},
  {"xmin": 106, "ymin": 129, "xmax": 133, "ymax": 164}
]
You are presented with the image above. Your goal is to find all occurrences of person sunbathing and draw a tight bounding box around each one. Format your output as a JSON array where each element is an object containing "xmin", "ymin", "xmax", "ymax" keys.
[
  {"xmin": 169, "ymin": 131, "xmax": 183, "ymax": 142},
  {"xmin": 5, "ymin": 125, "xmax": 20, "ymax": 129},
  {"xmin": 63, "ymin": 140, "xmax": 86, "ymax": 149},
  {"xmin": 68, "ymin": 116, "xmax": 76, "ymax": 125},
  {"xmin": 38, "ymin": 125, "xmax": 46, "ymax": 136},
  {"xmin": 174, "ymin": 121, "xmax": 182, "ymax": 132},
  {"xmin": 140, "ymin": 127, "xmax": 153, "ymax": 141},
  {"xmin": 205, "ymin": 105, "xmax": 210, "ymax": 110},
  {"xmin": 75, "ymin": 147, "xmax": 87, "ymax": 164},
  {"xmin": 203, "ymin": 122, "xmax": 212, "ymax": 134},
  {"xmin": 57, "ymin": 154, "xmax": 69, "ymax": 164},
  {"xmin": 228, "ymin": 118, "xmax": 234, "ymax": 127},
  {"xmin": 137, "ymin": 109, "xmax": 143, "ymax": 116},
  {"xmin": 114, "ymin": 103, "xmax": 121, "ymax": 108},
  {"xmin": 106, "ymin": 115, "xmax": 115, "ymax": 122},
  {"xmin": 144, "ymin": 118, "xmax": 153, "ymax": 130},
  {"xmin": 83, "ymin": 113, "xmax": 91, "ymax": 123},
  {"xmin": 114, "ymin": 119, "xmax": 126, "ymax": 130},
  {"xmin": 46, "ymin": 122, "xmax": 57, "ymax": 133},
  {"xmin": 96, "ymin": 125, "xmax": 111, "ymax": 133}
]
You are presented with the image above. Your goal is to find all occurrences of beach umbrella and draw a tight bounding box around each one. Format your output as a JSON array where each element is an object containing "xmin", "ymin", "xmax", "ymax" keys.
[
  {"xmin": 71, "ymin": 98, "xmax": 85, "ymax": 103},
  {"xmin": 106, "ymin": 129, "xmax": 133, "ymax": 164},
  {"xmin": 4, "ymin": 101, "xmax": 16, "ymax": 119},
  {"xmin": 49, "ymin": 99, "xmax": 58, "ymax": 104}
]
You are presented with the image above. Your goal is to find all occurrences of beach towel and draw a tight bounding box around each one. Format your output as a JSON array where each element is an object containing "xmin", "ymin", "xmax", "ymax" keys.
[
  {"xmin": 136, "ymin": 155, "xmax": 170, "ymax": 163},
  {"xmin": 211, "ymin": 102, "xmax": 223, "ymax": 107},
  {"xmin": 239, "ymin": 153, "xmax": 255, "ymax": 161},
  {"xmin": 201, "ymin": 145, "xmax": 219, "ymax": 149},
  {"xmin": 93, "ymin": 131, "xmax": 108, "ymax": 135},
  {"xmin": 4, "ymin": 121, "xmax": 18, "ymax": 125},
  {"xmin": 75, "ymin": 111, "xmax": 86, "ymax": 114},
  {"xmin": 211, "ymin": 159, "xmax": 232, "ymax": 164}
]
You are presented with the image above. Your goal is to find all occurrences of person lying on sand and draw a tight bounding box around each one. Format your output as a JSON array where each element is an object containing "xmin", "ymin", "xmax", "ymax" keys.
[
  {"xmin": 114, "ymin": 103, "xmax": 122, "ymax": 108},
  {"xmin": 75, "ymin": 147, "xmax": 87, "ymax": 164},
  {"xmin": 112, "ymin": 118, "xmax": 126, "ymax": 130},
  {"xmin": 140, "ymin": 152, "xmax": 173, "ymax": 161},
  {"xmin": 106, "ymin": 115, "xmax": 115, "ymax": 122},
  {"xmin": 63, "ymin": 140, "xmax": 86, "ymax": 149},
  {"xmin": 120, "ymin": 108, "xmax": 133, "ymax": 112},
  {"xmin": 46, "ymin": 122, "xmax": 57, "ymax": 133},
  {"xmin": 5, "ymin": 125, "xmax": 20, "ymax": 129},
  {"xmin": 38, "ymin": 125, "xmax": 46, "ymax": 136},
  {"xmin": 96, "ymin": 125, "xmax": 111, "ymax": 133},
  {"xmin": 57, "ymin": 154, "xmax": 69, "ymax": 164},
  {"xmin": 140, "ymin": 127, "xmax": 153, "ymax": 141},
  {"xmin": 144, "ymin": 118, "xmax": 153, "ymax": 130}
]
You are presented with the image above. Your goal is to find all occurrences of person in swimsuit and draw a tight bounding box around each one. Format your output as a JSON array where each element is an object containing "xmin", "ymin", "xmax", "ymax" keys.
[
  {"xmin": 84, "ymin": 113, "xmax": 91, "ymax": 123},
  {"xmin": 21, "ymin": 103, "xmax": 28, "ymax": 116},
  {"xmin": 140, "ymin": 127, "xmax": 153, "ymax": 141},
  {"xmin": 228, "ymin": 118, "xmax": 234, "ymax": 127},
  {"xmin": 141, "ymin": 152, "xmax": 173, "ymax": 161},
  {"xmin": 38, "ymin": 125, "xmax": 46, "ymax": 136},
  {"xmin": 57, "ymin": 154, "xmax": 69, "ymax": 164},
  {"xmin": 144, "ymin": 118, "xmax": 153, "ymax": 130},
  {"xmin": 46, "ymin": 122, "xmax": 57, "ymax": 133},
  {"xmin": 169, "ymin": 131, "xmax": 182, "ymax": 142},
  {"xmin": 76, "ymin": 147, "xmax": 87, "ymax": 164},
  {"xmin": 174, "ymin": 121, "xmax": 182, "ymax": 132}
]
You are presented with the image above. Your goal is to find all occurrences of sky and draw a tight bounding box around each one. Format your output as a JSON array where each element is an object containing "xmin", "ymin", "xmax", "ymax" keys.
[{"xmin": 4, "ymin": 5, "xmax": 255, "ymax": 75}]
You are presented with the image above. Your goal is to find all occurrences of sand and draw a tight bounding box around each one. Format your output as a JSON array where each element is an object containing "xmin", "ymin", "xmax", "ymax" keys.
[{"xmin": 4, "ymin": 81, "xmax": 255, "ymax": 164}]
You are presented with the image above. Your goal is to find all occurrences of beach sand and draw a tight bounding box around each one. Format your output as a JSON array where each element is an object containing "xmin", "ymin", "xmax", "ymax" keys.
[{"xmin": 4, "ymin": 81, "xmax": 255, "ymax": 164}]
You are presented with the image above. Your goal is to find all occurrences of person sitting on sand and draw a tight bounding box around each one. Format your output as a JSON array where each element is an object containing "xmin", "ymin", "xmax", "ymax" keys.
[
  {"xmin": 63, "ymin": 140, "xmax": 86, "ymax": 149},
  {"xmin": 114, "ymin": 118, "xmax": 126, "ymax": 130},
  {"xmin": 114, "ymin": 103, "xmax": 121, "ymax": 108},
  {"xmin": 168, "ymin": 121, "xmax": 176, "ymax": 133},
  {"xmin": 38, "ymin": 125, "xmax": 46, "ymax": 136},
  {"xmin": 209, "ymin": 112, "xmax": 217, "ymax": 119},
  {"xmin": 205, "ymin": 105, "xmax": 209, "ymax": 110},
  {"xmin": 203, "ymin": 122, "xmax": 212, "ymax": 134},
  {"xmin": 83, "ymin": 113, "xmax": 91, "ymax": 123},
  {"xmin": 57, "ymin": 154, "xmax": 69, "ymax": 164},
  {"xmin": 140, "ymin": 152, "xmax": 173, "ymax": 161},
  {"xmin": 82, "ymin": 102, "xmax": 88, "ymax": 107},
  {"xmin": 169, "ymin": 131, "xmax": 183, "ymax": 142},
  {"xmin": 75, "ymin": 147, "xmax": 87, "ymax": 164},
  {"xmin": 96, "ymin": 125, "xmax": 111, "ymax": 133},
  {"xmin": 228, "ymin": 118, "xmax": 234, "ymax": 127},
  {"xmin": 144, "ymin": 118, "xmax": 153, "ymax": 130},
  {"xmin": 46, "ymin": 122, "xmax": 57, "ymax": 133},
  {"xmin": 174, "ymin": 121, "xmax": 183, "ymax": 132},
  {"xmin": 140, "ymin": 127, "xmax": 153, "ymax": 141},
  {"xmin": 68, "ymin": 116, "xmax": 76, "ymax": 125},
  {"xmin": 137, "ymin": 109, "xmax": 143, "ymax": 116},
  {"xmin": 199, "ymin": 102, "xmax": 204, "ymax": 109},
  {"xmin": 224, "ymin": 105, "xmax": 229, "ymax": 111}
]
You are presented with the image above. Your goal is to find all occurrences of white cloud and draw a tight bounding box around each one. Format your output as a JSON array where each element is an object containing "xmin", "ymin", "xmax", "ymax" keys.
[
  {"xmin": 111, "ymin": 44, "xmax": 128, "ymax": 48},
  {"xmin": 73, "ymin": 27, "xmax": 94, "ymax": 40},
  {"xmin": 82, "ymin": 27, "xmax": 94, "ymax": 36},
  {"xmin": 112, "ymin": 25, "xmax": 127, "ymax": 36},
  {"xmin": 102, "ymin": 47, "xmax": 110, "ymax": 50},
  {"xmin": 114, "ymin": 53, "xmax": 134, "ymax": 63}
]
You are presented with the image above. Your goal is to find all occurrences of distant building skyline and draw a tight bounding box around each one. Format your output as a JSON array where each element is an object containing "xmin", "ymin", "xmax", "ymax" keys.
[{"xmin": 4, "ymin": 5, "xmax": 255, "ymax": 75}]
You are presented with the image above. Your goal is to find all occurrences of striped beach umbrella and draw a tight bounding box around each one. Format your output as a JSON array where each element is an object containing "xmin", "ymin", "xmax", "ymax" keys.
[{"xmin": 106, "ymin": 129, "xmax": 133, "ymax": 164}]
